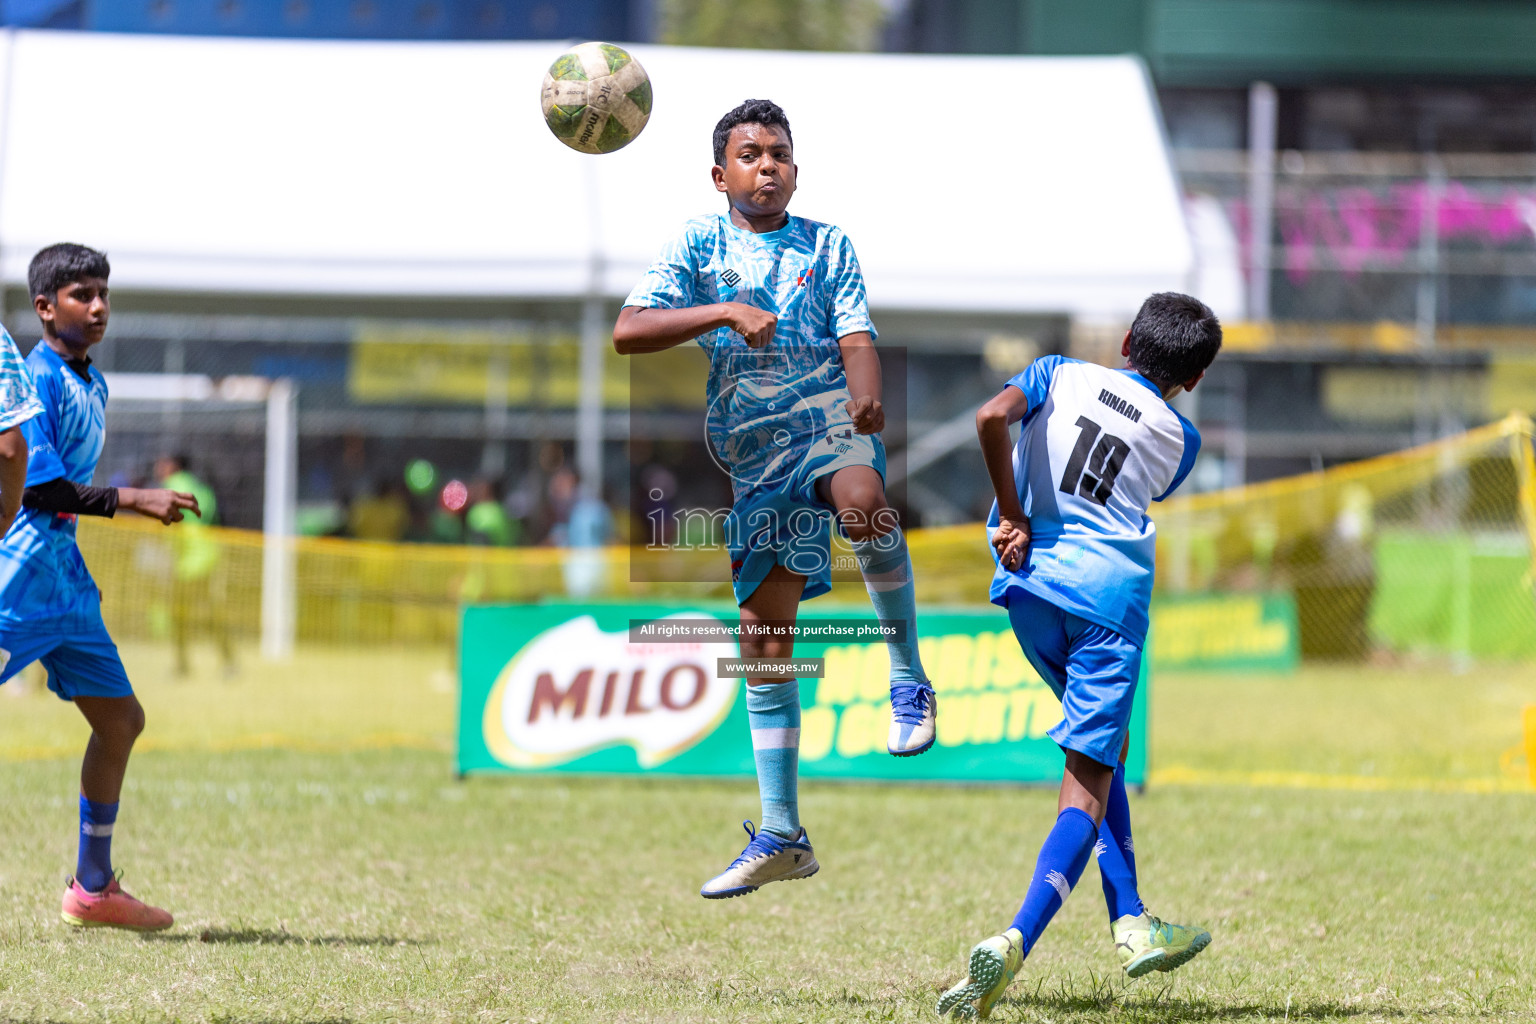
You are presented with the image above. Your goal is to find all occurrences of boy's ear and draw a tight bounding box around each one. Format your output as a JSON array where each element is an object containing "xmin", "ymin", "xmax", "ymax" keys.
[
  {"xmin": 711, "ymin": 164, "xmax": 727, "ymax": 193},
  {"xmin": 1182, "ymin": 369, "xmax": 1206, "ymax": 393},
  {"xmin": 1120, "ymin": 329, "xmax": 1131, "ymax": 358},
  {"xmin": 33, "ymin": 293, "xmax": 53, "ymax": 325}
]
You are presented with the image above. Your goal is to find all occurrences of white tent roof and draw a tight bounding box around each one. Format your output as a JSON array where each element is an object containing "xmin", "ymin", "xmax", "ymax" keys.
[{"xmin": 0, "ymin": 32, "xmax": 1192, "ymax": 318}]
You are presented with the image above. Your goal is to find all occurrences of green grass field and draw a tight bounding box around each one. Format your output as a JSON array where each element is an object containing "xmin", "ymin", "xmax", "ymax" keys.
[{"xmin": 1, "ymin": 645, "xmax": 1534, "ymax": 1022}]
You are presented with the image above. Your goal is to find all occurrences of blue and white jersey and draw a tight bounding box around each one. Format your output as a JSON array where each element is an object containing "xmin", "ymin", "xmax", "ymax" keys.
[
  {"xmin": 988, "ymin": 355, "xmax": 1200, "ymax": 645},
  {"xmin": 0, "ymin": 342, "xmax": 110, "ymax": 626},
  {"xmin": 624, "ymin": 213, "xmax": 876, "ymax": 498},
  {"xmin": 0, "ymin": 327, "xmax": 42, "ymax": 432}
]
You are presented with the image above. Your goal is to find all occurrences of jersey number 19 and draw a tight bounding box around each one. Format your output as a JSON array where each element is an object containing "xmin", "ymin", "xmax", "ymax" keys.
[{"xmin": 1059, "ymin": 416, "xmax": 1130, "ymax": 506}]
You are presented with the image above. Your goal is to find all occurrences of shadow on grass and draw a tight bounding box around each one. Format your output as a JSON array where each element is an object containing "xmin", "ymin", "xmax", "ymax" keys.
[
  {"xmin": 751, "ymin": 989, "xmax": 1431, "ymax": 1021},
  {"xmin": 142, "ymin": 928, "xmax": 427, "ymax": 947},
  {"xmin": 1005, "ymin": 991, "xmax": 1478, "ymax": 1021}
]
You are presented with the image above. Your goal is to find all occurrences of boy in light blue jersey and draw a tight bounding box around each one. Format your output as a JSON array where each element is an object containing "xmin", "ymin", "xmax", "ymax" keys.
[
  {"xmin": 938, "ymin": 293, "xmax": 1222, "ymax": 1018},
  {"xmin": 2, "ymin": 244, "xmax": 200, "ymax": 932},
  {"xmin": 615, "ymin": 99, "xmax": 938, "ymax": 899},
  {"xmin": 0, "ymin": 322, "xmax": 44, "ymax": 534}
]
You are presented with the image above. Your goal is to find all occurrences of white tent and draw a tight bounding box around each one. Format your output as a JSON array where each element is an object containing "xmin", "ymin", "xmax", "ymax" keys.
[{"xmin": 0, "ymin": 31, "xmax": 1191, "ymax": 319}]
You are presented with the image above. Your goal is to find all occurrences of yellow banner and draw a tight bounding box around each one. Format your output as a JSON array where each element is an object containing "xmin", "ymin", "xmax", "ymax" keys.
[
  {"xmin": 347, "ymin": 324, "xmax": 631, "ymax": 407},
  {"xmin": 348, "ymin": 324, "xmax": 710, "ymax": 409}
]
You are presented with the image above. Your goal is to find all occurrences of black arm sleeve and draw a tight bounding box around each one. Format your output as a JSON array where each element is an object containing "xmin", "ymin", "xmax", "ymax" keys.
[{"xmin": 21, "ymin": 478, "xmax": 119, "ymax": 517}]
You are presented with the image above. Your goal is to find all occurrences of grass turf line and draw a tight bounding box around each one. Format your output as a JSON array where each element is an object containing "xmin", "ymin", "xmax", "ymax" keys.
[
  {"xmin": 2, "ymin": 747, "xmax": 1534, "ymax": 1023},
  {"xmin": 2, "ymin": 648, "xmax": 1531, "ymax": 788}
]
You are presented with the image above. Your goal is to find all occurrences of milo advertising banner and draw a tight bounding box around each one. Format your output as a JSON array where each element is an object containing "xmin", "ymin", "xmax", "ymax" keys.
[{"xmin": 458, "ymin": 603, "xmax": 1149, "ymax": 785}]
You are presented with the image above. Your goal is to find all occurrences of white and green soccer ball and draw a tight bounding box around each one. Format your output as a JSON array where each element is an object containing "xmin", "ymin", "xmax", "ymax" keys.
[{"xmin": 540, "ymin": 42, "xmax": 652, "ymax": 155}]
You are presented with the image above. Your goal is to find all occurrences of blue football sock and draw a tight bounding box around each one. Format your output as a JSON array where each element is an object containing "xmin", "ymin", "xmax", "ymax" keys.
[
  {"xmin": 746, "ymin": 682, "xmax": 801, "ymax": 839},
  {"xmin": 76, "ymin": 796, "xmax": 118, "ymax": 893},
  {"xmin": 1011, "ymin": 807, "xmax": 1098, "ymax": 952},
  {"xmin": 1097, "ymin": 762, "xmax": 1144, "ymax": 920},
  {"xmin": 1104, "ymin": 762, "xmax": 1138, "ymax": 879},
  {"xmin": 852, "ymin": 529, "xmax": 927, "ymax": 686}
]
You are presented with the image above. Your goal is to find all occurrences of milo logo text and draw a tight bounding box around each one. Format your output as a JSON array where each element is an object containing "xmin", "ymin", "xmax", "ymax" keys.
[{"xmin": 483, "ymin": 614, "xmax": 738, "ymax": 768}]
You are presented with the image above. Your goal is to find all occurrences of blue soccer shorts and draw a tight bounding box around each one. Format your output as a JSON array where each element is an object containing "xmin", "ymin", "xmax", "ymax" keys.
[
  {"xmin": 1005, "ymin": 589, "xmax": 1141, "ymax": 768},
  {"xmin": 727, "ymin": 428, "xmax": 886, "ymax": 606},
  {"xmin": 0, "ymin": 622, "xmax": 134, "ymax": 701}
]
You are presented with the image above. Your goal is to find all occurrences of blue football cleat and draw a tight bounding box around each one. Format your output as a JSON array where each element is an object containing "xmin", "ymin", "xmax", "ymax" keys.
[{"xmin": 888, "ymin": 682, "xmax": 937, "ymax": 756}]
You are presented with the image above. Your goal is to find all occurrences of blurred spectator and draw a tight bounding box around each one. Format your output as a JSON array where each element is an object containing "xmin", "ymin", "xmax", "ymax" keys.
[
  {"xmin": 348, "ymin": 479, "xmax": 410, "ymax": 542},
  {"xmin": 154, "ymin": 454, "xmax": 235, "ymax": 678},
  {"xmin": 465, "ymin": 478, "xmax": 520, "ymax": 547},
  {"xmin": 427, "ymin": 487, "xmax": 466, "ymax": 544},
  {"xmin": 637, "ymin": 463, "xmax": 678, "ymax": 546},
  {"xmin": 541, "ymin": 465, "xmax": 579, "ymax": 544},
  {"xmin": 501, "ymin": 473, "xmax": 540, "ymax": 539},
  {"xmin": 567, "ymin": 487, "xmax": 613, "ymax": 549},
  {"xmin": 558, "ymin": 475, "xmax": 613, "ymax": 597}
]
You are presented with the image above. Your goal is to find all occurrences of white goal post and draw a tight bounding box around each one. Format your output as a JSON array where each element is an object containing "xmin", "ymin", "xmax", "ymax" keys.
[{"xmin": 106, "ymin": 373, "xmax": 297, "ymax": 662}]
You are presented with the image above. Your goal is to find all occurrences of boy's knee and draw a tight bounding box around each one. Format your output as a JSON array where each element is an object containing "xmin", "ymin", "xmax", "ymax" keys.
[
  {"xmin": 839, "ymin": 492, "xmax": 895, "ymax": 542},
  {"xmin": 96, "ymin": 698, "xmax": 145, "ymax": 745},
  {"xmin": 741, "ymin": 640, "xmax": 793, "ymax": 660}
]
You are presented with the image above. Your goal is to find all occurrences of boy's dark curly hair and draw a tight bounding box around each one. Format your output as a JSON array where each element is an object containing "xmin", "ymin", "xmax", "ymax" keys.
[
  {"xmin": 713, "ymin": 99, "xmax": 792, "ymax": 165},
  {"xmin": 1126, "ymin": 292, "xmax": 1223, "ymax": 388}
]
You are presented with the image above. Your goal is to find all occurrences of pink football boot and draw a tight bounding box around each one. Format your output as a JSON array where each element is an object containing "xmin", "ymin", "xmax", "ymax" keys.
[{"xmin": 61, "ymin": 874, "xmax": 173, "ymax": 931}]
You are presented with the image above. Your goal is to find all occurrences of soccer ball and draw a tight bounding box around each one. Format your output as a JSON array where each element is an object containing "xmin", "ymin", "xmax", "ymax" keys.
[{"xmin": 540, "ymin": 42, "xmax": 652, "ymax": 155}]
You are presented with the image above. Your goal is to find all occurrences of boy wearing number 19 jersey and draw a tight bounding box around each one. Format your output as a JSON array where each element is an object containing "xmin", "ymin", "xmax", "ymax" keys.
[{"xmin": 938, "ymin": 293, "xmax": 1222, "ymax": 1019}]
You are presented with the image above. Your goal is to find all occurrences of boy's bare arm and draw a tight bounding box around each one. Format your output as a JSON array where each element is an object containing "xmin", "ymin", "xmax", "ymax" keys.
[
  {"xmin": 837, "ymin": 332, "xmax": 882, "ymax": 434},
  {"xmin": 0, "ymin": 426, "xmax": 25, "ymax": 535},
  {"xmin": 119, "ymin": 487, "xmax": 201, "ymax": 524},
  {"xmin": 613, "ymin": 303, "xmax": 778, "ymax": 354},
  {"xmin": 976, "ymin": 386, "xmax": 1033, "ymax": 570}
]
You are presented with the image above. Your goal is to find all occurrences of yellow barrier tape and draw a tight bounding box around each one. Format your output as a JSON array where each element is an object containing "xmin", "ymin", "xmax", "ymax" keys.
[{"xmin": 1161, "ymin": 414, "xmax": 1520, "ymax": 516}]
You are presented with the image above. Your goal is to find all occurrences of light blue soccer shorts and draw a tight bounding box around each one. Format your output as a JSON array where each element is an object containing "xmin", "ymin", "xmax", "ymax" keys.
[
  {"xmin": 0, "ymin": 621, "xmax": 134, "ymax": 701},
  {"xmin": 728, "ymin": 428, "xmax": 885, "ymax": 605},
  {"xmin": 1005, "ymin": 589, "xmax": 1141, "ymax": 768}
]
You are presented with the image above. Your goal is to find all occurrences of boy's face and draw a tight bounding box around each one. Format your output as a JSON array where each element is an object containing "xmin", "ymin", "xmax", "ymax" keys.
[
  {"xmin": 712, "ymin": 123, "xmax": 797, "ymax": 221},
  {"xmin": 36, "ymin": 276, "xmax": 109, "ymax": 350}
]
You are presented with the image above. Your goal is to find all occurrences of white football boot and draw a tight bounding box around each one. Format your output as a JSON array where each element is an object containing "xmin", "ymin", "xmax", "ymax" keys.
[{"xmin": 699, "ymin": 820, "xmax": 818, "ymax": 899}]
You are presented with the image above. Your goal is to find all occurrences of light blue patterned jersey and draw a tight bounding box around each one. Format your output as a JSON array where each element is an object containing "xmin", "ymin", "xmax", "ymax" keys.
[
  {"xmin": 624, "ymin": 213, "xmax": 876, "ymax": 498},
  {"xmin": 987, "ymin": 356, "xmax": 1200, "ymax": 645},
  {"xmin": 0, "ymin": 327, "xmax": 42, "ymax": 432},
  {"xmin": 0, "ymin": 342, "xmax": 110, "ymax": 626}
]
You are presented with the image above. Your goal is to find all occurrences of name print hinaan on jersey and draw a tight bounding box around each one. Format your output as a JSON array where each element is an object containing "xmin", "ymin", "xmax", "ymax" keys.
[{"xmin": 1096, "ymin": 389, "xmax": 1142, "ymax": 423}]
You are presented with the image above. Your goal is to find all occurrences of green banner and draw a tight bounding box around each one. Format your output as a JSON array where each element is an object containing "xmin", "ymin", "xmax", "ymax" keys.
[
  {"xmin": 458, "ymin": 603, "xmax": 1149, "ymax": 785},
  {"xmin": 1149, "ymin": 592, "xmax": 1299, "ymax": 671},
  {"xmin": 1371, "ymin": 530, "xmax": 1536, "ymax": 658}
]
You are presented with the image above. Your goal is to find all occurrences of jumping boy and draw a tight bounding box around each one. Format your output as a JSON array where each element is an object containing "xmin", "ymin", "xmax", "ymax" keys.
[
  {"xmin": 938, "ymin": 293, "xmax": 1221, "ymax": 1018},
  {"xmin": 613, "ymin": 99, "xmax": 938, "ymax": 898},
  {"xmin": 1, "ymin": 243, "xmax": 200, "ymax": 930}
]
